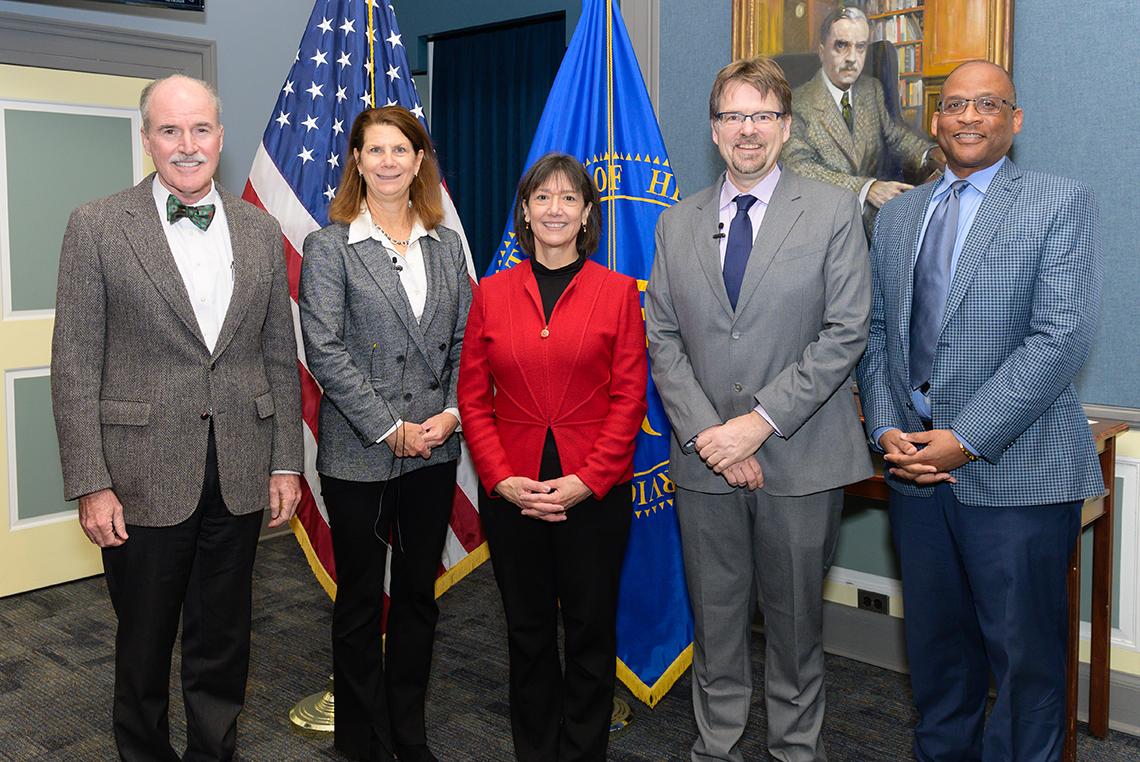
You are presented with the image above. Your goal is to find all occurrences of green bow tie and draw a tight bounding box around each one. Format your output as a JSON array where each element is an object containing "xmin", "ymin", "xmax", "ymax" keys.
[{"xmin": 166, "ymin": 194, "xmax": 216, "ymax": 231}]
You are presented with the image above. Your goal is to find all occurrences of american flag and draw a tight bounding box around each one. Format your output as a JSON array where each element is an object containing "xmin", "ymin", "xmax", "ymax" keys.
[{"xmin": 242, "ymin": 0, "xmax": 486, "ymax": 601}]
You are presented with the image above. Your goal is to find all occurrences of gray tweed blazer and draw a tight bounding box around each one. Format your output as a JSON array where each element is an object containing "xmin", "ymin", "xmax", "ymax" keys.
[
  {"xmin": 298, "ymin": 222, "xmax": 472, "ymax": 482},
  {"xmin": 51, "ymin": 175, "xmax": 304, "ymax": 526}
]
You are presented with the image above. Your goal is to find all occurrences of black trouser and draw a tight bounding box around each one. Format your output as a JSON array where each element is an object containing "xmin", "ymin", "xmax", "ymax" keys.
[
  {"xmin": 481, "ymin": 482, "xmax": 632, "ymax": 762},
  {"xmin": 320, "ymin": 461, "xmax": 456, "ymax": 760},
  {"xmin": 102, "ymin": 425, "xmax": 262, "ymax": 762}
]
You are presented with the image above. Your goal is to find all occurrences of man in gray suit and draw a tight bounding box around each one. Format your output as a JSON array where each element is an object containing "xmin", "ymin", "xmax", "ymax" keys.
[
  {"xmin": 51, "ymin": 74, "xmax": 303, "ymax": 761},
  {"xmin": 646, "ymin": 58, "xmax": 871, "ymax": 762},
  {"xmin": 784, "ymin": 6, "xmax": 942, "ymax": 229}
]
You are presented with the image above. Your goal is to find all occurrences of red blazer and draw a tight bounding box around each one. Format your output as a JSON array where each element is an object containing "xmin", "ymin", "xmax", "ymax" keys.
[{"xmin": 458, "ymin": 259, "xmax": 647, "ymax": 499}]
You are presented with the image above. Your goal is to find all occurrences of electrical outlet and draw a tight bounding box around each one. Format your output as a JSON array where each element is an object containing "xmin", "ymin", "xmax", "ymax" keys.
[{"xmin": 857, "ymin": 589, "xmax": 890, "ymax": 615}]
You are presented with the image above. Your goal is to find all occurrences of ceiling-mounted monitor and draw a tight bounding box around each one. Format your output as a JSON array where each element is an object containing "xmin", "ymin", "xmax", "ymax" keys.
[{"xmin": 88, "ymin": 0, "xmax": 205, "ymax": 11}]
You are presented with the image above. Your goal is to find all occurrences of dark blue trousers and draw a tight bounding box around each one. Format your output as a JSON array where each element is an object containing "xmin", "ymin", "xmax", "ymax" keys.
[{"xmin": 889, "ymin": 483, "xmax": 1080, "ymax": 762}]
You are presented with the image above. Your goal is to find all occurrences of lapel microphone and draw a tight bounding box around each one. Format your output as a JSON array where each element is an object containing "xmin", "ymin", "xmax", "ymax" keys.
[
  {"xmin": 713, "ymin": 221, "xmax": 726, "ymax": 240},
  {"xmin": 390, "ymin": 256, "xmax": 403, "ymax": 273}
]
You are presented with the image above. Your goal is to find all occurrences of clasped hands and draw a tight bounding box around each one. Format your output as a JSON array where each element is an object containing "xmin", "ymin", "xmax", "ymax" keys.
[
  {"xmin": 384, "ymin": 412, "xmax": 459, "ymax": 459},
  {"xmin": 694, "ymin": 411, "xmax": 774, "ymax": 491},
  {"xmin": 494, "ymin": 474, "xmax": 593, "ymax": 522},
  {"xmin": 879, "ymin": 427, "xmax": 969, "ymax": 485}
]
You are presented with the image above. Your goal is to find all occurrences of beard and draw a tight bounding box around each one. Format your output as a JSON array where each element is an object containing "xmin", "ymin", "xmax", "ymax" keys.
[{"xmin": 729, "ymin": 142, "xmax": 772, "ymax": 179}]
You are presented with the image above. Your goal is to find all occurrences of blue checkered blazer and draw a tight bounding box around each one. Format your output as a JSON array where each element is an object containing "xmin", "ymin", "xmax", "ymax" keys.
[{"xmin": 856, "ymin": 159, "xmax": 1104, "ymax": 506}]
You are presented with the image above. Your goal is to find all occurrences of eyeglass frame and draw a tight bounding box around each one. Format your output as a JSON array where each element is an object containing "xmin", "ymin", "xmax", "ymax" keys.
[
  {"xmin": 937, "ymin": 96, "xmax": 1018, "ymax": 116},
  {"xmin": 714, "ymin": 110, "xmax": 787, "ymax": 127}
]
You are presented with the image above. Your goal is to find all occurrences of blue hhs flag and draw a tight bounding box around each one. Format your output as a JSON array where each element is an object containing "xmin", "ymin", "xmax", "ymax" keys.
[{"xmin": 486, "ymin": 0, "xmax": 692, "ymax": 706}]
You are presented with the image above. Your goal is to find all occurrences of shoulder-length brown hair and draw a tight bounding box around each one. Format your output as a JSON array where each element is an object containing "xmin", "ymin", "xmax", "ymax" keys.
[
  {"xmin": 512, "ymin": 152, "xmax": 601, "ymax": 259},
  {"xmin": 327, "ymin": 106, "xmax": 443, "ymax": 228}
]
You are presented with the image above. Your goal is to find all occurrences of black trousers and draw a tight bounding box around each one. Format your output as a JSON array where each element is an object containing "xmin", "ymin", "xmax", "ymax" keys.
[
  {"xmin": 102, "ymin": 426, "xmax": 262, "ymax": 762},
  {"xmin": 481, "ymin": 482, "xmax": 632, "ymax": 762},
  {"xmin": 320, "ymin": 461, "xmax": 456, "ymax": 760}
]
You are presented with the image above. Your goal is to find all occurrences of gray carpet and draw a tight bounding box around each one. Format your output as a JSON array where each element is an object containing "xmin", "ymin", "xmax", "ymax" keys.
[{"xmin": 1, "ymin": 535, "xmax": 1137, "ymax": 760}]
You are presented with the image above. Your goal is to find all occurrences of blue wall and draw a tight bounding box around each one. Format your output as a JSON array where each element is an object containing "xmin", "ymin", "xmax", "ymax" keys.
[
  {"xmin": 3, "ymin": 0, "xmax": 1134, "ymax": 408},
  {"xmin": 0, "ymin": 0, "xmax": 313, "ymax": 193},
  {"xmin": 1013, "ymin": 0, "xmax": 1140, "ymax": 409}
]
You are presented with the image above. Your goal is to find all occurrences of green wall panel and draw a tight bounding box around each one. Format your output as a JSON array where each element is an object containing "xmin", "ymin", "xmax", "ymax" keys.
[
  {"xmin": 835, "ymin": 497, "xmax": 901, "ymax": 581},
  {"xmin": 4, "ymin": 108, "xmax": 134, "ymax": 312},
  {"xmin": 12, "ymin": 374, "xmax": 69, "ymax": 521}
]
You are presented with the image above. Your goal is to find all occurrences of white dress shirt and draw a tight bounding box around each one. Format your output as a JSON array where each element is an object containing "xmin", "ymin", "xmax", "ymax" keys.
[
  {"xmin": 717, "ymin": 169, "xmax": 784, "ymax": 437},
  {"xmin": 347, "ymin": 205, "xmax": 459, "ymax": 443},
  {"xmin": 152, "ymin": 178, "xmax": 297, "ymax": 476},
  {"xmin": 151, "ymin": 176, "xmax": 233, "ymax": 353}
]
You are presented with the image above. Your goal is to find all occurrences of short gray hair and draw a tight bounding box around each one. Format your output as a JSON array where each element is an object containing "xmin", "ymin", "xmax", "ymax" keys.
[
  {"xmin": 139, "ymin": 74, "xmax": 221, "ymax": 130},
  {"xmin": 819, "ymin": 6, "xmax": 869, "ymax": 42}
]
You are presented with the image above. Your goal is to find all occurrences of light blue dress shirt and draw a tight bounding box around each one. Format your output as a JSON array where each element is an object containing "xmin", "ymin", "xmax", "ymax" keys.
[{"xmin": 872, "ymin": 157, "xmax": 1007, "ymax": 453}]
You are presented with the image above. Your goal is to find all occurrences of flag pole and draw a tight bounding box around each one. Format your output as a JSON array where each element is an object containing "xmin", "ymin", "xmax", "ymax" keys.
[
  {"xmin": 368, "ymin": 0, "xmax": 376, "ymax": 107},
  {"xmin": 289, "ymin": 0, "xmax": 379, "ymax": 735}
]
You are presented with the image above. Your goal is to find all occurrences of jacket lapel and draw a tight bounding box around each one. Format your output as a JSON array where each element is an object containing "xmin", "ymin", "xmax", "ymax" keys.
[
  {"xmin": 809, "ymin": 72, "xmax": 858, "ymax": 169},
  {"xmin": 940, "ymin": 160, "xmax": 1022, "ymax": 332},
  {"xmin": 689, "ymin": 181, "xmax": 735, "ymax": 320},
  {"xmin": 121, "ymin": 178, "xmax": 206, "ymax": 348},
  {"xmin": 349, "ymin": 236, "xmax": 433, "ymax": 364},
  {"xmin": 850, "ymin": 77, "xmax": 877, "ymax": 168},
  {"xmin": 899, "ymin": 180, "xmax": 940, "ymax": 370},
  {"xmin": 733, "ymin": 169, "xmax": 802, "ymax": 317},
  {"xmin": 211, "ymin": 187, "xmax": 257, "ymax": 360},
  {"xmin": 418, "ymin": 234, "xmax": 444, "ymax": 331}
]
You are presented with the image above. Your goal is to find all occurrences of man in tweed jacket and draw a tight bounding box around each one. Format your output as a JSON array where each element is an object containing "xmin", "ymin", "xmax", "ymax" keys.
[
  {"xmin": 50, "ymin": 75, "xmax": 302, "ymax": 761},
  {"xmin": 856, "ymin": 61, "xmax": 1103, "ymax": 761},
  {"xmin": 784, "ymin": 7, "xmax": 940, "ymax": 233}
]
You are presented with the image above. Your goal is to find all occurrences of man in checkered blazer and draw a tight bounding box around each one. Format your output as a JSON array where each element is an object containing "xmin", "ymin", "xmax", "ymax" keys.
[{"xmin": 856, "ymin": 61, "xmax": 1104, "ymax": 761}]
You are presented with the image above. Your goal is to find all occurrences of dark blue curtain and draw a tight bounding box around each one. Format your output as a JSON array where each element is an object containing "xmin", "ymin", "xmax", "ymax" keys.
[{"xmin": 432, "ymin": 14, "xmax": 565, "ymax": 275}]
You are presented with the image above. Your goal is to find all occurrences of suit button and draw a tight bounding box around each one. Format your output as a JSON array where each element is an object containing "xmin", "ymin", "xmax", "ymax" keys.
[
  {"xmin": 731, "ymin": 331, "xmax": 741, "ymax": 340},
  {"xmin": 404, "ymin": 393, "xmax": 413, "ymax": 402},
  {"xmin": 396, "ymin": 355, "xmax": 405, "ymax": 363},
  {"xmin": 438, "ymin": 342, "xmax": 447, "ymax": 351},
  {"xmin": 732, "ymin": 383, "xmax": 743, "ymax": 392},
  {"xmin": 429, "ymin": 381, "xmax": 440, "ymax": 390},
  {"xmin": 200, "ymin": 411, "xmax": 211, "ymax": 420}
]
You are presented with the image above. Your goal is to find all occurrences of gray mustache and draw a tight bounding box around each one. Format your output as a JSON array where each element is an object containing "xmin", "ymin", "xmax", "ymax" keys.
[{"xmin": 170, "ymin": 153, "xmax": 207, "ymax": 164}]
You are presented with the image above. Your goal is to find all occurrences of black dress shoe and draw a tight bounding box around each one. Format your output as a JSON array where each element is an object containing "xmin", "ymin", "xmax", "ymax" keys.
[{"xmin": 394, "ymin": 743, "xmax": 438, "ymax": 762}]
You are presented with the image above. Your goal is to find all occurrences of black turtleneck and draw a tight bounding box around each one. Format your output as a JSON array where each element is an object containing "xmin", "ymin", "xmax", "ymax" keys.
[
  {"xmin": 531, "ymin": 253, "xmax": 586, "ymax": 322},
  {"xmin": 530, "ymin": 254, "xmax": 587, "ymax": 480}
]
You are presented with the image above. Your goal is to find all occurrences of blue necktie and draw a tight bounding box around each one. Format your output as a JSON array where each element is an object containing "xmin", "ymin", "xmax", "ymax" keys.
[
  {"xmin": 723, "ymin": 194, "xmax": 757, "ymax": 310},
  {"xmin": 909, "ymin": 179, "xmax": 969, "ymax": 391}
]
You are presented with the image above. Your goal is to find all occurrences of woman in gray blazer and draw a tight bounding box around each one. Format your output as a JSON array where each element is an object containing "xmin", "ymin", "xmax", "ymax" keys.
[{"xmin": 298, "ymin": 106, "xmax": 471, "ymax": 762}]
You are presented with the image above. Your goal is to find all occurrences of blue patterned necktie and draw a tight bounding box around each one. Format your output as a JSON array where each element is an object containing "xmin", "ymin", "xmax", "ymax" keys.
[
  {"xmin": 723, "ymin": 194, "xmax": 757, "ymax": 310},
  {"xmin": 909, "ymin": 179, "xmax": 969, "ymax": 391}
]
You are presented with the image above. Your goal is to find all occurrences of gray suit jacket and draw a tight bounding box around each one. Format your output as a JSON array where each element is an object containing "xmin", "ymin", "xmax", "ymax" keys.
[
  {"xmin": 785, "ymin": 70, "xmax": 932, "ymax": 195},
  {"xmin": 51, "ymin": 175, "xmax": 304, "ymax": 526},
  {"xmin": 299, "ymin": 223, "xmax": 471, "ymax": 481},
  {"xmin": 645, "ymin": 169, "xmax": 872, "ymax": 495}
]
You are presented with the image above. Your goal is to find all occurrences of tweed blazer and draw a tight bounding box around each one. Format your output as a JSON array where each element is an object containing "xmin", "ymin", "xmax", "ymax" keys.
[
  {"xmin": 785, "ymin": 70, "xmax": 932, "ymax": 195},
  {"xmin": 856, "ymin": 159, "xmax": 1105, "ymax": 506},
  {"xmin": 50, "ymin": 175, "xmax": 304, "ymax": 526},
  {"xmin": 299, "ymin": 222, "xmax": 471, "ymax": 482},
  {"xmin": 646, "ymin": 169, "xmax": 872, "ymax": 496}
]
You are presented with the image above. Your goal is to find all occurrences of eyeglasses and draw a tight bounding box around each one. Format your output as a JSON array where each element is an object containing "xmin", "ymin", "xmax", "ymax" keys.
[
  {"xmin": 938, "ymin": 96, "xmax": 1017, "ymax": 115},
  {"xmin": 715, "ymin": 111, "xmax": 785, "ymax": 126}
]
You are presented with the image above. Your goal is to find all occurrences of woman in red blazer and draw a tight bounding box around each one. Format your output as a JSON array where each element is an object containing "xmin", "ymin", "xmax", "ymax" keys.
[{"xmin": 458, "ymin": 153, "xmax": 647, "ymax": 761}]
